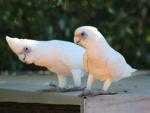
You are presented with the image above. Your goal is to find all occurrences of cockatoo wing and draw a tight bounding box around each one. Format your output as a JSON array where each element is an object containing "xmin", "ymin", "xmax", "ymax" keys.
[
  {"xmin": 83, "ymin": 51, "xmax": 88, "ymax": 73},
  {"xmin": 106, "ymin": 51, "xmax": 134, "ymax": 81},
  {"xmin": 54, "ymin": 41, "xmax": 85, "ymax": 70}
]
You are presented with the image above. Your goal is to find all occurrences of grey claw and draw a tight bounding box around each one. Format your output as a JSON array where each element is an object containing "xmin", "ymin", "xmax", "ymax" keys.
[
  {"xmin": 38, "ymin": 87, "xmax": 58, "ymax": 92},
  {"xmin": 38, "ymin": 87, "xmax": 85, "ymax": 93},
  {"xmin": 58, "ymin": 88, "xmax": 69, "ymax": 92},
  {"xmin": 58, "ymin": 87, "xmax": 85, "ymax": 92},
  {"xmin": 93, "ymin": 90, "xmax": 117, "ymax": 96},
  {"xmin": 98, "ymin": 92, "xmax": 117, "ymax": 95},
  {"xmin": 79, "ymin": 89, "xmax": 93, "ymax": 97},
  {"xmin": 49, "ymin": 83, "xmax": 57, "ymax": 87},
  {"xmin": 69, "ymin": 87, "xmax": 85, "ymax": 91},
  {"xmin": 78, "ymin": 90, "xmax": 117, "ymax": 97}
]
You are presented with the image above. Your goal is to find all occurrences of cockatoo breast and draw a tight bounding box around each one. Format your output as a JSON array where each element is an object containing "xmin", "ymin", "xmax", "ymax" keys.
[{"xmin": 86, "ymin": 50, "xmax": 112, "ymax": 81}]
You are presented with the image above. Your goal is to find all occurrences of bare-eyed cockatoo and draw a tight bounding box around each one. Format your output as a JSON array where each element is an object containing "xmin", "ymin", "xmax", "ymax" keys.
[
  {"xmin": 6, "ymin": 36, "xmax": 86, "ymax": 92},
  {"xmin": 74, "ymin": 26, "xmax": 137, "ymax": 96}
]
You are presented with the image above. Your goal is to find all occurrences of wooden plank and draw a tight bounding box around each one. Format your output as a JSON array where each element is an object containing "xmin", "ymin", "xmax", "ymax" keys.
[
  {"xmin": 85, "ymin": 95, "xmax": 150, "ymax": 113},
  {"xmin": 0, "ymin": 74, "xmax": 150, "ymax": 113},
  {"xmin": 0, "ymin": 88, "xmax": 83, "ymax": 105}
]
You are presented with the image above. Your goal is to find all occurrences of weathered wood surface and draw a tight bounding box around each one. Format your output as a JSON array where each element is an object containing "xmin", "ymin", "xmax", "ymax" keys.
[
  {"xmin": 0, "ymin": 88, "xmax": 83, "ymax": 105},
  {"xmin": 0, "ymin": 73, "xmax": 150, "ymax": 113},
  {"xmin": 85, "ymin": 95, "xmax": 150, "ymax": 113},
  {"xmin": 0, "ymin": 72, "xmax": 150, "ymax": 91}
]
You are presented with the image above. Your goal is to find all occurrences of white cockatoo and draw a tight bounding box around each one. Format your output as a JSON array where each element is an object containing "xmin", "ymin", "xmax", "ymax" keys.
[
  {"xmin": 74, "ymin": 26, "xmax": 137, "ymax": 96},
  {"xmin": 6, "ymin": 36, "xmax": 86, "ymax": 92}
]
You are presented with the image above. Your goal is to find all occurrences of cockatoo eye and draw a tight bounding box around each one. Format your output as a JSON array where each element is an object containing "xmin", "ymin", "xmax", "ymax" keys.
[
  {"xmin": 23, "ymin": 47, "xmax": 31, "ymax": 53},
  {"xmin": 81, "ymin": 31, "xmax": 88, "ymax": 38},
  {"xmin": 25, "ymin": 47, "xmax": 28, "ymax": 50}
]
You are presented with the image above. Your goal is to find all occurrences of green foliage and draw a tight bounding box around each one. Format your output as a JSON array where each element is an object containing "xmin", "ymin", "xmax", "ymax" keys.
[{"xmin": 0, "ymin": 0, "xmax": 150, "ymax": 71}]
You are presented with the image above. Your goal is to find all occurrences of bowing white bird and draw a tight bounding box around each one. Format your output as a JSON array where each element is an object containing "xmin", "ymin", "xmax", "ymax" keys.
[
  {"xmin": 74, "ymin": 26, "xmax": 137, "ymax": 96},
  {"xmin": 6, "ymin": 36, "xmax": 86, "ymax": 92}
]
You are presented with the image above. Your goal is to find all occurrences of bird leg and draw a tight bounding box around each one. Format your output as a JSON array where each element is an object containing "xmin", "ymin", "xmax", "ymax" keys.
[
  {"xmin": 56, "ymin": 73, "xmax": 84, "ymax": 92},
  {"xmin": 38, "ymin": 75, "xmax": 67, "ymax": 92},
  {"xmin": 79, "ymin": 73, "xmax": 95, "ymax": 97},
  {"xmin": 94, "ymin": 79, "xmax": 116, "ymax": 95},
  {"xmin": 39, "ymin": 75, "xmax": 84, "ymax": 92},
  {"xmin": 95, "ymin": 80, "xmax": 116, "ymax": 95},
  {"xmin": 72, "ymin": 70, "xmax": 82, "ymax": 88},
  {"xmin": 79, "ymin": 79, "xmax": 116, "ymax": 97},
  {"xmin": 101, "ymin": 79, "xmax": 115, "ymax": 94}
]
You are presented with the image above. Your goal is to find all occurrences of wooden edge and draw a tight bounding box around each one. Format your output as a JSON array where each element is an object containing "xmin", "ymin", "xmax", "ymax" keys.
[{"xmin": 0, "ymin": 88, "xmax": 84, "ymax": 106}]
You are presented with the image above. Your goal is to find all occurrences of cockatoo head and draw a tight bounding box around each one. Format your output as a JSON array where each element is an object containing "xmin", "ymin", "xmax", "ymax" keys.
[
  {"xmin": 74, "ymin": 26, "xmax": 100, "ymax": 48},
  {"xmin": 6, "ymin": 36, "xmax": 38, "ymax": 64}
]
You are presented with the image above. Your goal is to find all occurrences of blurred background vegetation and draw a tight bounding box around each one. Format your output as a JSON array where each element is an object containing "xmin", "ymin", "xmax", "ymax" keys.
[{"xmin": 0, "ymin": 0, "xmax": 150, "ymax": 72}]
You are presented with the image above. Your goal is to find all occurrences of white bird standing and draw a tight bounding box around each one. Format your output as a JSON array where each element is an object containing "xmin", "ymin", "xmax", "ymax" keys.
[
  {"xmin": 74, "ymin": 26, "xmax": 137, "ymax": 96},
  {"xmin": 6, "ymin": 36, "xmax": 86, "ymax": 92}
]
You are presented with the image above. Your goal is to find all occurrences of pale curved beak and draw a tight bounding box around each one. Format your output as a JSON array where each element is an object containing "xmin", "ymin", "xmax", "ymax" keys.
[
  {"xmin": 74, "ymin": 32, "xmax": 81, "ymax": 44},
  {"xmin": 6, "ymin": 36, "xmax": 22, "ymax": 54},
  {"xmin": 74, "ymin": 37, "xmax": 81, "ymax": 44}
]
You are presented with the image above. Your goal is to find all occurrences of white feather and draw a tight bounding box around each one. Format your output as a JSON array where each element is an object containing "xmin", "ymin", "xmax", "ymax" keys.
[
  {"xmin": 74, "ymin": 26, "xmax": 136, "ymax": 92},
  {"xmin": 6, "ymin": 36, "xmax": 86, "ymax": 88}
]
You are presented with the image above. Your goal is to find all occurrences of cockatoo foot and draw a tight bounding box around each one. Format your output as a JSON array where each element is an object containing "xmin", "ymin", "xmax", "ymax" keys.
[
  {"xmin": 79, "ymin": 89, "xmax": 94, "ymax": 97},
  {"xmin": 49, "ymin": 83, "xmax": 57, "ymax": 87},
  {"xmin": 38, "ymin": 87, "xmax": 59, "ymax": 92},
  {"xmin": 92, "ymin": 89, "xmax": 117, "ymax": 95},
  {"xmin": 58, "ymin": 87, "xmax": 85, "ymax": 92},
  {"xmin": 79, "ymin": 90, "xmax": 117, "ymax": 97},
  {"xmin": 97, "ymin": 91, "xmax": 117, "ymax": 95},
  {"xmin": 38, "ymin": 87, "xmax": 85, "ymax": 92}
]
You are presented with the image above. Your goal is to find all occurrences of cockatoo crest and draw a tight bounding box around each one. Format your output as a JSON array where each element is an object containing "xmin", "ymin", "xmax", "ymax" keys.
[{"xmin": 6, "ymin": 36, "xmax": 38, "ymax": 64}]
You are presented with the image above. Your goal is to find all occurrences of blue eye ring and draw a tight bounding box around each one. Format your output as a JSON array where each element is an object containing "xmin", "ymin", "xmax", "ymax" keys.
[
  {"xmin": 23, "ymin": 47, "xmax": 31, "ymax": 53},
  {"xmin": 81, "ymin": 31, "xmax": 87, "ymax": 37},
  {"xmin": 24, "ymin": 47, "xmax": 29, "ymax": 51}
]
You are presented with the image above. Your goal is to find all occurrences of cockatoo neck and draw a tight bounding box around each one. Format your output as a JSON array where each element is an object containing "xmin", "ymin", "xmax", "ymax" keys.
[
  {"xmin": 31, "ymin": 41, "xmax": 50, "ymax": 67},
  {"xmin": 30, "ymin": 41, "xmax": 43, "ymax": 65},
  {"xmin": 87, "ymin": 32, "xmax": 110, "ymax": 51}
]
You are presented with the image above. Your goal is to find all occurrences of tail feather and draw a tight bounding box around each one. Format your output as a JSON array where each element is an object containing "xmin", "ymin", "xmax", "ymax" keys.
[{"xmin": 132, "ymin": 70, "xmax": 150, "ymax": 76}]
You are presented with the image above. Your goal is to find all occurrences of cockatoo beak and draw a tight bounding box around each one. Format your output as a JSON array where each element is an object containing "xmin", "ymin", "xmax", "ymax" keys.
[
  {"xmin": 6, "ymin": 36, "xmax": 23, "ymax": 54},
  {"xmin": 74, "ymin": 32, "xmax": 81, "ymax": 44}
]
